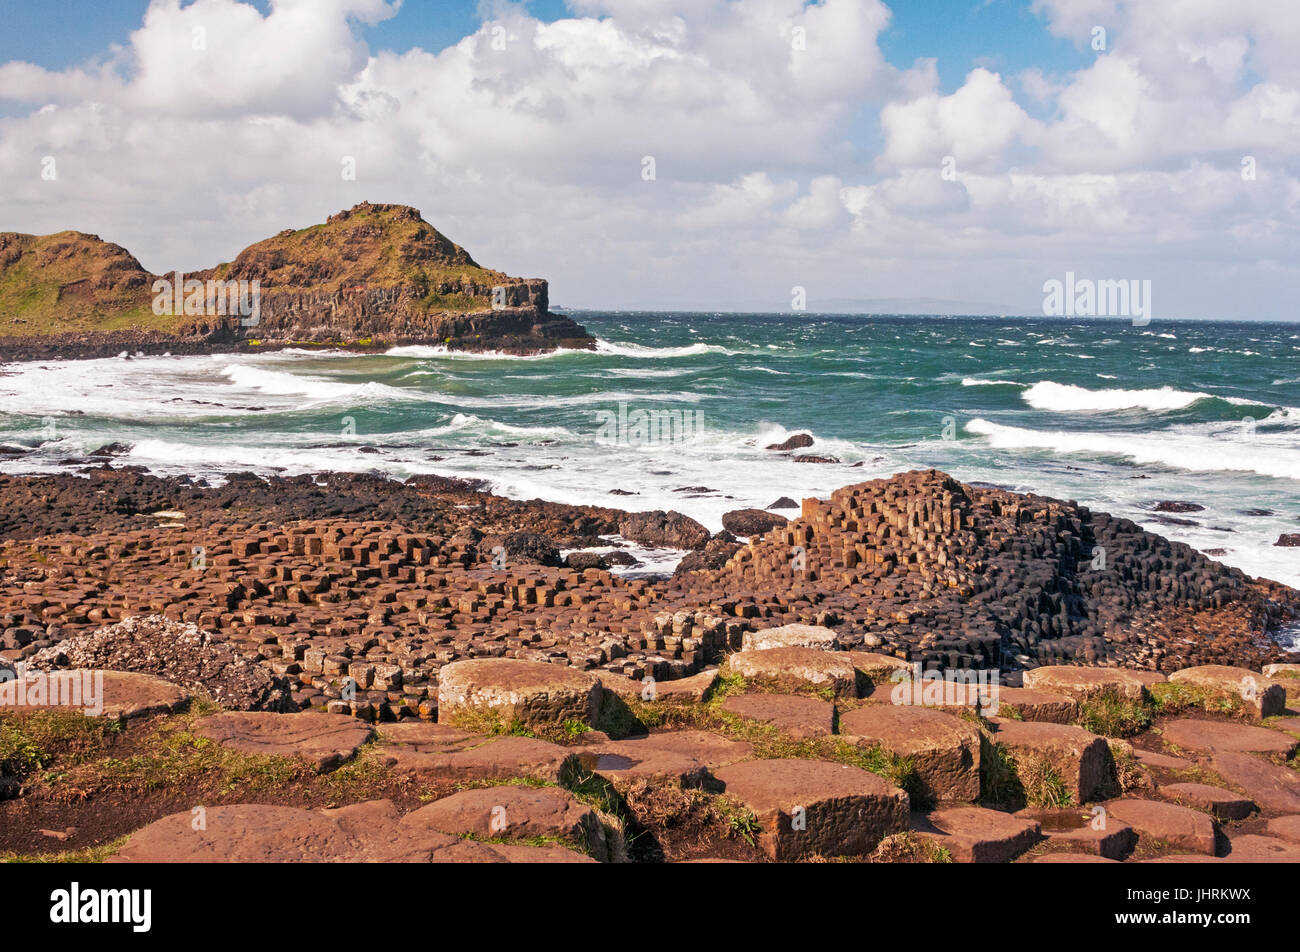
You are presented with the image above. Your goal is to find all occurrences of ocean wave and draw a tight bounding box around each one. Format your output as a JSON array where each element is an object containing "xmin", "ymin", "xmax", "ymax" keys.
[
  {"xmin": 965, "ymin": 419, "xmax": 1300, "ymax": 481},
  {"xmin": 594, "ymin": 339, "xmax": 738, "ymax": 358},
  {"xmin": 220, "ymin": 364, "xmax": 422, "ymax": 406},
  {"xmin": 961, "ymin": 377, "xmax": 1025, "ymax": 387},
  {"xmin": 1022, "ymin": 381, "xmax": 1206, "ymax": 412}
]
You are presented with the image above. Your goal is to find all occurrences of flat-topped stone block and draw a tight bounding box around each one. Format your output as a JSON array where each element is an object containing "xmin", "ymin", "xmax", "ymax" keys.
[
  {"xmin": 840, "ymin": 704, "xmax": 980, "ymax": 803},
  {"xmin": 715, "ymin": 758, "xmax": 909, "ymax": 861}
]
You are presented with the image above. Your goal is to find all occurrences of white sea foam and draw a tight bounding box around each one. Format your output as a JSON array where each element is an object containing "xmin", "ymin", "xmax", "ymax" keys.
[{"xmin": 965, "ymin": 419, "xmax": 1300, "ymax": 481}]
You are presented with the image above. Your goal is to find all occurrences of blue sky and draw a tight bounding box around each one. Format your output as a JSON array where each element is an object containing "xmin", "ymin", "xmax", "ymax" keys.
[
  {"xmin": 1, "ymin": 0, "xmax": 1296, "ymax": 319},
  {"xmin": 1, "ymin": 0, "xmax": 1092, "ymax": 94}
]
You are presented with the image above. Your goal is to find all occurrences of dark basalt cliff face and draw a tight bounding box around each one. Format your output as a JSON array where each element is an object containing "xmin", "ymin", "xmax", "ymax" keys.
[{"xmin": 0, "ymin": 201, "xmax": 593, "ymax": 360}]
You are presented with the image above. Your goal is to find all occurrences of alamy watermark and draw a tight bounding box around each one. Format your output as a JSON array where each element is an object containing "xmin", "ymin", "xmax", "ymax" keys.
[
  {"xmin": 594, "ymin": 402, "xmax": 705, "ymax": 447},
  {"xmin": 1042, "ymin": 271, "xmax": 1151, "ymax": 326},
  {"xmin": 152, "ymin": 271, "xmax": 260, "ymax": 326},
  {"xmin": 889, "ymin": 662, "xmax": 1000, "ymax": 715},
  {"xmin": 0, "ymin": 662, "xmax": 104, "ymax": 716}
]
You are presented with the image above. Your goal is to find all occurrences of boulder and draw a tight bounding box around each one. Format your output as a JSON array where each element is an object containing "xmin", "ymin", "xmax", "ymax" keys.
[
  {"xmin": 840, "ymin": 704, "xmax": 981, "ymax": 803},
  {"xmin": 714, "ymin": 758, "xmax": 909, "ymax": 860},
  {"xmin": 765, "ymin": 434, "xmax": 814, "ymax": 451},
  {"xmin": 1167, "ymin": 665, "xmax": 1285, "ymax": 717},
  {"xmin": 741, "ymin": 624, "xmax": 837, "ymax": 652},
  {"xmin": 723, "ymin": 647, "xmax": 859, "ymax": 698},
  {"xmin": 617, "ymin": 510, "xmax": 710, "ymax": 550},
  {"xmin": 721, "ymin": 509, "xmax": 789, "ymax": 537},
  {"xmin": 1107, "ymin": 798, "xmax": 1217, "ymax": 855},
  {"xmin": 436, "ymin": 658, "xmax": 602, "ymax": 729},
  {"xmin": 843, "ymin": 651, "xmax": 914, "ymax": 683},
  {"xmin": 194, "ymin": 711, "xmax": 375, "ymax": 772}
]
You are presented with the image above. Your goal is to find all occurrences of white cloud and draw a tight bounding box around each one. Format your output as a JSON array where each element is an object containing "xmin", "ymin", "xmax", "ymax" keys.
[{"xmin": 0, "ymin": 0, "xmax": 1297, "ymax": 318}]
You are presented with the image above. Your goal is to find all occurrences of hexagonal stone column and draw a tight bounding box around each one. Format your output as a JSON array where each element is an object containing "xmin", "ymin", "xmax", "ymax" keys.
[
  {"xmin": 714, "ymin": 758, "xmax": 909, "ymax": 861},
  {"xmin": 436, "ymin": 658, "xmax": 602, "ymax": 729}
]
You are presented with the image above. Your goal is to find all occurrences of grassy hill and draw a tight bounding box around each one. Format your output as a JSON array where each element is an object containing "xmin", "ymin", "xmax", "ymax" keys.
[{"xmin": 0, "ymin": 203, "xmax": 528, "ymax": 339}]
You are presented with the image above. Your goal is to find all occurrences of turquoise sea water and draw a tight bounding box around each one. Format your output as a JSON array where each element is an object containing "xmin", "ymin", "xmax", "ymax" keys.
[{"xmin": 1, "ymin": 313, "xmax": 1298, "ymax": 585}]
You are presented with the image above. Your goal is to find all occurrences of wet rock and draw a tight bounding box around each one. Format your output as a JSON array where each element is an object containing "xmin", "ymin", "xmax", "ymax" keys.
[
  {"xmin": 1153, "ymin": 501, "xmax": 1205, "ymax": 513},
  {"xmin": 765, "ymin": 433, "xmax": 814, "ymax": 451},
  {"xmin": 768, "ymin": 497, "xmax": 798, "ymax": 509},
  {"xmin": 1276, "ymin": 534, "xmax": 1300, "ymax": 547},
  {"xmin": 721, "ymin": 508, "xmax": 788, "ymax": 537},
  {"xmin": 617, "ymin": 510, "xmax": 710, "ymax": 550},
  {"xmin": 793, "ymin": 455, "xmax": 839, "ymax": 464}
]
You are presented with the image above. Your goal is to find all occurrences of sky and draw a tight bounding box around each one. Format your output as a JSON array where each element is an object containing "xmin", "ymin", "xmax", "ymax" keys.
[{"xmin": 0, "ymin": 0, "xmax": 1297, "ymax": 319}]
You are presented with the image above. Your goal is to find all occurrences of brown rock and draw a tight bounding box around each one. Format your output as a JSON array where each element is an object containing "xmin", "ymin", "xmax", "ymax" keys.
[
  {"xmin": 840, "ymin": 704, "xmax": 980, "ymax": 803},
  {"xmin": 1, "ymin": 669, "xmax": 190, "ymax": 722},
  {"xmin": 1222, "ymin": 833, "xmax": 1300, "ymax": 862},
  {"xmin": 401, "ymin": 786, "xmax": 615, "ymax": 861},
  {"xmin": 194, "ymin": 711, "xmax": 375, "ymax": 772},
  {"xmin": 988, "ymin": 718, "xmax": 1114, "ymax": 804},
  {"xmin": 576, "ymin": 730, "xmax": 752, "ymax": 789},
  {"xmin": 1021, "ymin": 666, "xmax": 1149, "ymax": 702},
  {"xmin": 1159, "ymin": 718, "xmax": 1297, "ymax": 756},
  {"xmin": 991, "ymin": 686, "xmax": 1078, "ymax": 724},
  {"xmin": 1209, "ymin": 751, "xmax": 1300, "ymax": 813},
  {"xmin": 436, "ymin": 658, "xmax": 602, "ymax": 729},
  {"xmin": 913, "ymin": 806, "xmax": 1041, "ymax": 862},
  {"xmin": 375, "ymin": 722, "xmax": 581, "ymax": 784},
  {"xmin": 721, "ymin": 693, "xmax": 836, "ymax": 739},
  {"xmin": 1106, "ymin": 798, "xmax": 1217, "ymax": 855},
  {"xmin": 723, "ymin": 647, "xmax": 859, "ymax": 698},
  {"xmin": 1158, "ymin": 782, "xmax": 1254, "ymax": 821},
  {"xmin": 715, "ymin": 758, "xmax": 909, "ymax": 860},
  {"xmin": 1167, "ymin": 665, "xmax": 1285, "ymax": 718}
]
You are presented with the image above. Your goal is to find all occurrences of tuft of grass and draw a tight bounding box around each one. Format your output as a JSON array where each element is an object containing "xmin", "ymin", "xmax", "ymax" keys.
[
  {"xmin": 1149, "ymin": 682, "xmax": 1243, "ymax": 718},
  {"xmin": 2, "ymin": 834, "xmax": 130, "ymax": 864},
  {"xmin": 1077, "ymin": 691, "xmax": 1153, "ymax": 738},
  {"xmin": 869, "ymin": 831, "xmax": 953, "ymax": 864},
  {"xmin": 0, "ymin": 710, "xmax": 121, "ymax": 783}
]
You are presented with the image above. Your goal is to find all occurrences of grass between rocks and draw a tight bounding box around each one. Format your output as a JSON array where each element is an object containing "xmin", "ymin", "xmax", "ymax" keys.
[
  {"xmin": 1073, "ymin": 683, "xmax": 1245, "ymax": 739},
  {"xmin": 599, "ymin": 672, "xmax": 928, "ymax": 806}
]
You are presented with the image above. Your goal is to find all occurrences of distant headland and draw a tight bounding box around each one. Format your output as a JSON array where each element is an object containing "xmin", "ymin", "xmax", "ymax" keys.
[{"xmin": 0, "ymin": 201, "xmax": 595, "ymax": 361}]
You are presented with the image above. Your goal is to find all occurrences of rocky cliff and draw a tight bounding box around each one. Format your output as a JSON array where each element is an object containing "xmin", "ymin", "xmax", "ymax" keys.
[{"xmin": 0, "ymin": 201, "xmax": 593, "ymax": 360}]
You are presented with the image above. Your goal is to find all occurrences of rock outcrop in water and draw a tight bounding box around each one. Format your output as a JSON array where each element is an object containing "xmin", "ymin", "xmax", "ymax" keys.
[{"xmin": 0, "ymin": 202, "xmax": 594, "ymax": 360}]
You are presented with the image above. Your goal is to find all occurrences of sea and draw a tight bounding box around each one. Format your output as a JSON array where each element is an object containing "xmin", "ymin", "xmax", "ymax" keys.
[{"xmin": 1, "ymin": 313, "xmax": 1297, "ymax": 589}]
